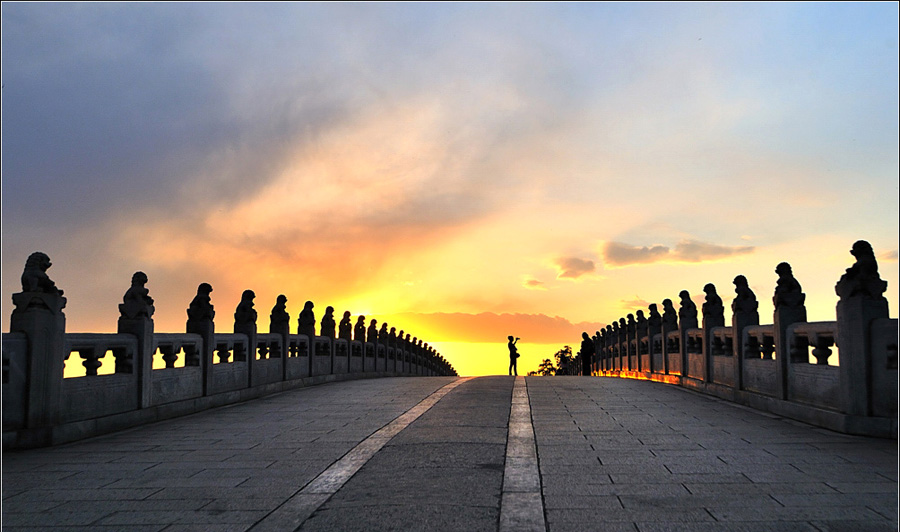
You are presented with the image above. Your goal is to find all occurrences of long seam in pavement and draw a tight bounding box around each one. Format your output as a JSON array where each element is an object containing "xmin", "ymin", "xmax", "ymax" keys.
[
  {"xmin": 247, "ymin": 376, "xmax": 472, "ymax": 532},
  {"xmin": 499, "ymin": 376, "xmax": 547, "ymax": 532}
]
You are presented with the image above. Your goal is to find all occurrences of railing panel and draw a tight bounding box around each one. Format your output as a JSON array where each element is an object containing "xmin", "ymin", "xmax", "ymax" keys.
[
  {"xmin": 153, "ymin": 334, "xmax": 203, "ymax": 369},
  {"xmin": 349, "ymin": 340, "xmax": 364, "ymax": 373},
  {"xmin": 333, "ymin": 339, "xmax": 349, "ymax": 374},
  {"xmin": 66, "ymin": 333, "xmax": 139, "ymax": 377},
  {"xmin": 210, "ymin": 333, "xmax": 250, "ymax": 393},
  {"xmin": 743, "ymin": 325, "xmax": 775, "ymax": 360},
  {"xmin": 286, "ymin": 334, "xmax": 311, "ymax": 380},
  {"xmin": 363, "ymin": 340, "xmax": 376, "ymax": 373},
  {"xmin": 150, "ymin": 366, "xmax": 203, "ymax": 406},
  {"xmin": 743, "ymin": 358, "xmax": 777, "ymax": 396},
  {"xmin": 712, "ymin": 356, "xmax": 734, "ymax": 387},
  {"xmin": 312, "ymin": 337, "xmax": 332, "ymax": 376},
  {"xmin": 61, "ymin": 373, "xmax": 138, "ymax": 422},
  {"xmin": 789, "ymin": 364, "xmax": 840, "ymax": 411},
  {"xmin": 2, "ymin": 333, "xmax": 28, "ymax": 430},
  {"xmin": 870, "ymin": 318, "xmax": 898, "ymax": 418},
  {"xmin": 788, "ymin": 322, "xmax": 838, "ymax": 366},
  {"xmin": 61, "ymin": 332, "xmax": 141, "ymax": 421},
  {"xmin": 686, "ymin": 352, "xmax": 704, "ymax": 380}
]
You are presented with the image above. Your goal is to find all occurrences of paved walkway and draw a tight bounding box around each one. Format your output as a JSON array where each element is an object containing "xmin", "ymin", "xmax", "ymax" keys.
[{"xmin": 2, "ymin": 376, "xmax": 897, "ymax": 531}]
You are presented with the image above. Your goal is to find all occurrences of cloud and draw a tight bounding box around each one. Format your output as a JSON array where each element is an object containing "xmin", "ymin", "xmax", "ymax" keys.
[
  {"xmin": 879, "ymin": 250, "xmax": 899, "ymax": 263},
  {"xmin": 619, "ymin": 298, "xmax": 651, "ymax": 311},
  {"xmin": 555, "ymin": 257, "xmax": 595, "ymax": 279},
  {"xmin": 523, "ymin": 279, "xmax": 546, "ymax": 290},
  {"xmin": 603, "ymin": 239, "xmax": 754, "ymax": 266},
  {"xmin": 604, "ymin": 242, "xmax": 670, "ymax": 266},
  {"xmin": 671, "ymin": 240, "xmax": 755, "ymax": 262},
  {"xmin": 390, "ymin": 312, "xmax": 607, "ymax": 343}
]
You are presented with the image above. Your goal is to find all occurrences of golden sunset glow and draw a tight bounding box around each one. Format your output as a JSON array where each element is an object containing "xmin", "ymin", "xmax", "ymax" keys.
[{"xmin": 4, "ymin": 4, "xmax": 898, "ymax": 378}]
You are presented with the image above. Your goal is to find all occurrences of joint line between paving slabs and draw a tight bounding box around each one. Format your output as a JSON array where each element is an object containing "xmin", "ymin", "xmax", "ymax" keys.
[
  {"xmin": 248, "ymin": 377, "xmax": 473, "ymax": 532},
  {"xmin": 499, "ymin": 376, "xmax": 548, "ymax": 532}
]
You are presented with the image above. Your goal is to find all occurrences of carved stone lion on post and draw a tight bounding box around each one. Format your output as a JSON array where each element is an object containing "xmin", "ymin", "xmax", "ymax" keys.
[{"xmin": 21, "ymin": 252, "xmax": 64, "ymax": 295}]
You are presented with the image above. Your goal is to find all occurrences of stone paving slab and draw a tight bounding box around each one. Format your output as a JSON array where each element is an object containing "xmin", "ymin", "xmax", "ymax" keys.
[
  {"xmin": 2, "ymin": 377, "xmax": 454, "ymax": 530},
  {"xmin": 527, "ymin": 376, "xmax": 898, "ymax": 532},
  {"xmin": 297, "ymin": 376, "xmax": 513, "ymax": 531},
  {"xmin": 3, "ymin": 374, "xmax": 897, "ymax": 531}
]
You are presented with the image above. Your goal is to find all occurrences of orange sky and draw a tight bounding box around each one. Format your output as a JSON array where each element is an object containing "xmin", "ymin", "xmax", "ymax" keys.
[{"xmin": 3, "ymin": 4, "xmax": 898, "ymax": 378}]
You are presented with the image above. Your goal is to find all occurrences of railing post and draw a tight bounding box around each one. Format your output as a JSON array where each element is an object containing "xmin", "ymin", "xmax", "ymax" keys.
[
  {"xmin": 10, "ymin": 252, "xmax": 67, "ymax": 429},
  {"xmin": 731, "ymin": 275, "xmax": 759, "ymax": 392},
  {"xmin": 647, "ymin": 305, "xmax": 661, "ymax": 374},
  {"xmin": 701, "ymin": 284, "xmax": 724, "ymax": 383},
  {"xmin": 773, "ymin": 262, "xmax": 807, "ymax": 400},
  {"xmin": 834, "ymin": 240, "xmax": 890, "ymax": 416},
  {"xmin": 678, "ymin": 290, "xmax": 698, "ymax": 379},
  {"xmin": 268, "ymin": 295, "xmax": 291, "ymax": 381},
  {"xmin": 235, "ymin": 290, "xmax": 259, "ymax": 385},
  {"xmin": 661, "ymin": 299, "xmax": 677, "ymax": 375},
  {"xmin": 117, "ymin": 271, "xmax": 155, "ymax": 409},
  {"xmin": 186, "ymin": 283, "xmax": 215, "ymax": 396}
]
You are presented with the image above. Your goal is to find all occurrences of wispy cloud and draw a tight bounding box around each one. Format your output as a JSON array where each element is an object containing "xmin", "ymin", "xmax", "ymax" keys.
[
  {"xmin": 604, "ymin": 242, "xmax": 670, "ymax": 266},
  {"xmin": 672, "ymin": 240, "xmax": 755, "ymax": 262},
  {"xmin": 619, "ymin": 298, "xmax": 651, "ymax": 311},
  {"xmin": 555, "ymin": 257, "xmax": 595, "ymax": 279},
  {"xmin": 523, "ymin": 279, "xmax": 547, "ymax": 290},
  {"xmin": 603, "ymin": 240, "xmax": 754, "ymax": 267}
]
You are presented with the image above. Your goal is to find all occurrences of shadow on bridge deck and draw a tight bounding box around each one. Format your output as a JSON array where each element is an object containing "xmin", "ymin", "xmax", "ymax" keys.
[{"xmin": 2, "ymin": 376, "xmax": 896, "ymax": 531}]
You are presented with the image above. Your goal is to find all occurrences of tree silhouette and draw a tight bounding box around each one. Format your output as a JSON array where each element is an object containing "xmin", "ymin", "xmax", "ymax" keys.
[
  {"xmin": 527, "ymin": 346, "xmax": 572, "ymax": 376},
  {"xmin": 527, "ymin": 358, "xmax": 556, "ymax": 376},
  {"xmin": 554, "ymin": 345, "xmax": 573, "ymax": 375}
]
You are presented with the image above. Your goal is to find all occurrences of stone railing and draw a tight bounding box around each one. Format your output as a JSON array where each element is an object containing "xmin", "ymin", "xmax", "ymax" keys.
[
  {"xmin": 2, "ymin": 255, "xmax": 456, "ymax": 450},
  {"xmin": 581, "ymin": 240, "xmax": 897, "ymax": 438}
]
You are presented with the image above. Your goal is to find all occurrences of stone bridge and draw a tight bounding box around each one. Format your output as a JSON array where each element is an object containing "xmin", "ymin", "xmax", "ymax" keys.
[
  {"xmin": 2, "ymin": 242, "xmax": 898, "ymax": 529},
  {"xmin": 2, "ymin": 376, "xmax": 896, "ymax": 531}
]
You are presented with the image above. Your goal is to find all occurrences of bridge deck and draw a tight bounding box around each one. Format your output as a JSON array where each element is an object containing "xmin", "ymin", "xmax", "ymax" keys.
[{"xmin": 2, "ymin": 376, "xmax": 896, "ymax": 531}]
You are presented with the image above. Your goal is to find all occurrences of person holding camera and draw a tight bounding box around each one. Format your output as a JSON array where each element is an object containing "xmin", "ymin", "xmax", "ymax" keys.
[{"xmin": 508, "ymin": 335, "xmax": 520, "ymax": 376}]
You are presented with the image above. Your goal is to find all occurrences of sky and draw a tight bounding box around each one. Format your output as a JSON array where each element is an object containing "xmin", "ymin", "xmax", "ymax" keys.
[{"xmin": 2, "ymin": 3, "xmax": 898, "ymax": 377}]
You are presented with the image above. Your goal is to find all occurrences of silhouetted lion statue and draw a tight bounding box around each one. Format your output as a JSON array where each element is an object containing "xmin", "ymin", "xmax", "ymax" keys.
[{"xmin": 21, "ymin": 252, "xmax": 64, "ymax": 295}]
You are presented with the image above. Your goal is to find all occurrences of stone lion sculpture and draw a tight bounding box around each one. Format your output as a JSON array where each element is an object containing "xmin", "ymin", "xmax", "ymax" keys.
[
  {"xmin": 187, "ymin": 283, "xmax": 215, "ymax": 322},
  {"xmin": 773, "ymin": 262, "xmax": 805, "ymax": 309},
  {"xmin": 21, "ymin": 252, "xmax": 64, "ymax": 295},
  {"xmin": 835, "ymin": 240, "xmax": 887, "ymax": 300},
  {"xmin": 120, "ymin": 271, "xmax": 154, "ymax": 319},
  {"xmin": 234, "ymin": 289, "xmax": 257, "ymax": 326},
  {"xmin": 270, "ymin": 295, "xmax": 290, "ymax": 329}
]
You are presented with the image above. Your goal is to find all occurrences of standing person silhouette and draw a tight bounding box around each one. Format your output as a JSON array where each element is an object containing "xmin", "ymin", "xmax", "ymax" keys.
[
  {"xmin": 508, "ymin": 336, "xmax": 520, "ymax": 376},
  {"xmin": 580, "ymin": 332, "xmax": 594, "ymax": 376}
]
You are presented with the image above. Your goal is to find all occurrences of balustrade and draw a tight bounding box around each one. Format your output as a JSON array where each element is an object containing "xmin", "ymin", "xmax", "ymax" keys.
[
  {"xmin": 583, "ymin": 240, "xmax": 896, "ymax": 438},
  {"xmin": 2, "ymin": 253, "xmax": 456, "ymax": 450}
]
